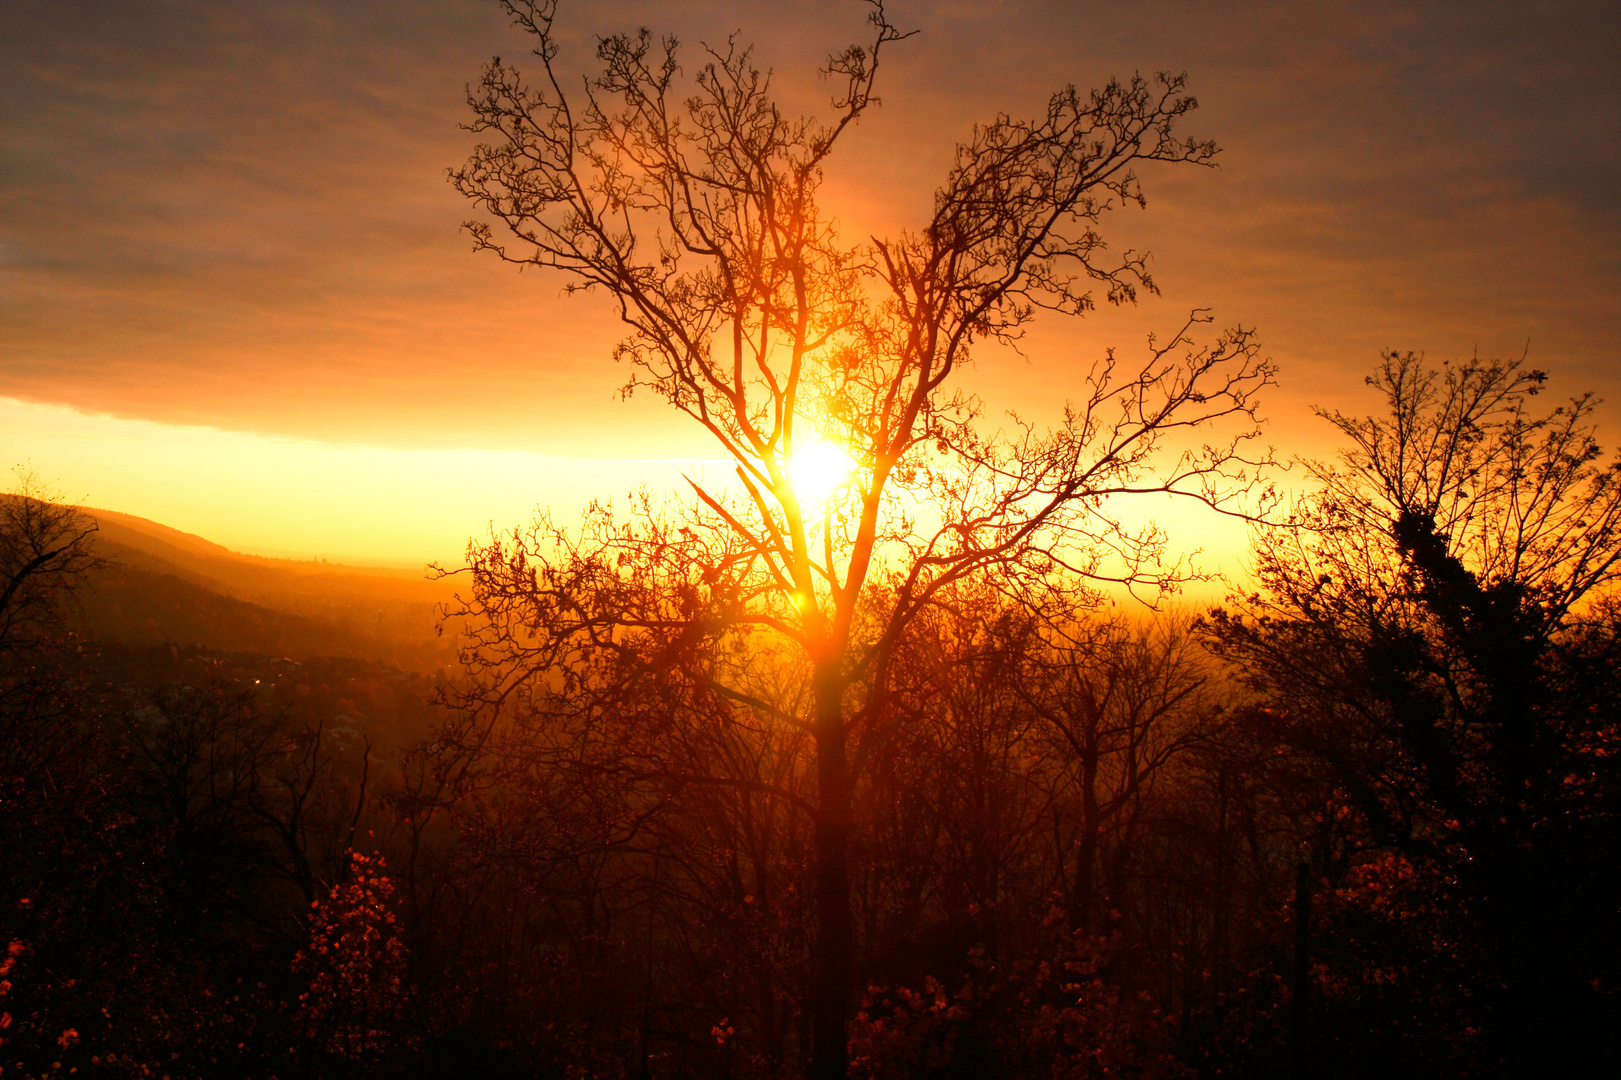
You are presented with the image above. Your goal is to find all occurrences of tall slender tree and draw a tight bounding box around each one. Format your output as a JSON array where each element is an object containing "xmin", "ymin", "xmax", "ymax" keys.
[{"xmin": 451, "ymin": 2, "xmax": 1272, "ymax": 1072}]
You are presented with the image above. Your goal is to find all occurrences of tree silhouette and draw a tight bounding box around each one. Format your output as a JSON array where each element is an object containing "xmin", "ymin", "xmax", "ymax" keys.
[
  {"xmin": 0, "ymin": 467, "xmax": 101, "ymax": 656},
  {"xmin": 1205, "ymin": 351, "xmax": 1621, "ymax": 1071},
  {"xmin": 451, "ymin": 2, "xmax": 1272, "ymax": 1071}
]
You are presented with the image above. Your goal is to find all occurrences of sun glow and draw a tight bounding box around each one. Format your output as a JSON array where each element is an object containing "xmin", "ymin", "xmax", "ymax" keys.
[
  {"xmin": 0, "ymin": 396, "xmax": 728, "ymax": 565},
  {"xmin": 786, "ymin": 436, "xmax": 856, "ymax": 510}
]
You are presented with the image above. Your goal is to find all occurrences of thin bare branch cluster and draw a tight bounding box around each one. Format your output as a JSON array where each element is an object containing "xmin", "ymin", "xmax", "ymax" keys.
[
  {"xmin": 448, "ymin": 4, "xmax": 1270, "ymax": 1071},
  {"xmin": 450, "ymin": 1, "xmax": 1272, "ymax": 672},
  {"xmin": 1242, "ymin": 352, "xmax": 1621, "ymax": 645},
  {"xmin": 0, "ymin": 468, "xmax": 103, "ymax": 655}
]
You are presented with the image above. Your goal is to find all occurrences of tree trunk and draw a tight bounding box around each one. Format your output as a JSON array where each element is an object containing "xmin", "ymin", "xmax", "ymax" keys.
[
  {"xmin": 1072, "ymin": 752, "xmax": 1100, "ymax": 932},
  {"xmin": 810, "ymin": 665, "xmax": 854, "ymax": 1080}
]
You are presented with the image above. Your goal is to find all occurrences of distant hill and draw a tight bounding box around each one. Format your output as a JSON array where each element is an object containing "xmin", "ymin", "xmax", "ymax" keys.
[{"xmin": 71, "ymin": 507, "xmax": 465, "ymax": 672}]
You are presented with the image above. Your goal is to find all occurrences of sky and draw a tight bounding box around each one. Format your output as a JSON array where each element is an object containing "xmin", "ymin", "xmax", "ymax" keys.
[{"xmin": 2, "ymin": 0, "xmax": 1618, "ymax": 568}]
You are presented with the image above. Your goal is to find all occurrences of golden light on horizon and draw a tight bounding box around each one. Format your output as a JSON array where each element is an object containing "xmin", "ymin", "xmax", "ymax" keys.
[{"xmin": 0, "ymin": 396, "xmax": 728, "ymax": 566}]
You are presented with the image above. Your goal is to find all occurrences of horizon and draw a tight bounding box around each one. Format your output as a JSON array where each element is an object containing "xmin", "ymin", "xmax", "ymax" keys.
[{"xmin": 5, "ymin": 0, "xmax": 1618, "ymax": 577}]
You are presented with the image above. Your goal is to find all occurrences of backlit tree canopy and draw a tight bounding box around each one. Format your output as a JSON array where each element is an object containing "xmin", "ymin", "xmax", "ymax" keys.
[{"xmin": 450, "ymin": 2, "xmax": 1273, "ymax": 1072}]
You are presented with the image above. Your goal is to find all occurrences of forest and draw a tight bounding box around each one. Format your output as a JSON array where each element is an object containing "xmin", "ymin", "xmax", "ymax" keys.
[
  {"xmin": 4, "ymin": 348, "xmax": 1617, "ymax": 1080},
  {"xmin": 4, "ymin": 1, "xmax": 1619, "ymax": 1077}
]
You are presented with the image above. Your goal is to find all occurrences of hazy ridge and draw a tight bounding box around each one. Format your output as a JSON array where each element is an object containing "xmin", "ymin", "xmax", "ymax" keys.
[{"xmin": 73, "ymin": 506, "xmax": 462, "ymax": 672}]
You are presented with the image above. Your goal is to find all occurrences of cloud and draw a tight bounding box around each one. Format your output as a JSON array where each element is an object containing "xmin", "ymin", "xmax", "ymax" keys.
[{"xmin": 2, "ymin": 0, "xmax": 1617, "ymax": 464}]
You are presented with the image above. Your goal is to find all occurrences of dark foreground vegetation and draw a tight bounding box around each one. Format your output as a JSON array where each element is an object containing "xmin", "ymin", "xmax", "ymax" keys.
[
  {"xmin": 2, "ymin": 349, "xmax": 1618, "ymax": 1078},
  {"xmin": 6, "ymin": 3, "xmax": 1618, "ymax": 1074}
]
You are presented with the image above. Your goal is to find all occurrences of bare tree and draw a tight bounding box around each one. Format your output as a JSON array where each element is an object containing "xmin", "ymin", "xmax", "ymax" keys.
[
  {"xmin": 1205, "ymin": 351, "xmax": 1621, "ymax": 1071},
  {"xmin": 450, "ymin": 2, "xmax": 1272, "ymax": 1071},
  {"xmin": 0, "ymin": 467, "xmax": 101, "ymax": 657},
  {"xmin": 1018, "ymin": 612, "xmax": 1219, "ymax": 933}
]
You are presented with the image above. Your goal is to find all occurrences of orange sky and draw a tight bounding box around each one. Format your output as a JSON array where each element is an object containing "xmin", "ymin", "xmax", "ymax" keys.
[{"xmin": 3, "ymin": 0, "xmax": 1618, "ymax": 573}]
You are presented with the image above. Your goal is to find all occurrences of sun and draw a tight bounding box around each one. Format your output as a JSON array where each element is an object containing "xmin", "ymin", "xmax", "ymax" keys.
[{"xmin": 786, "ymin": 436, "xmax": 856, "ymax": 510}]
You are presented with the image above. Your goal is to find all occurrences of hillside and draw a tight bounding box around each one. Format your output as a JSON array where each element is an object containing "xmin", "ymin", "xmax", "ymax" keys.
[{"xmin": 72, "ymin": 507, "xmax": 464, "ymax": 671}]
